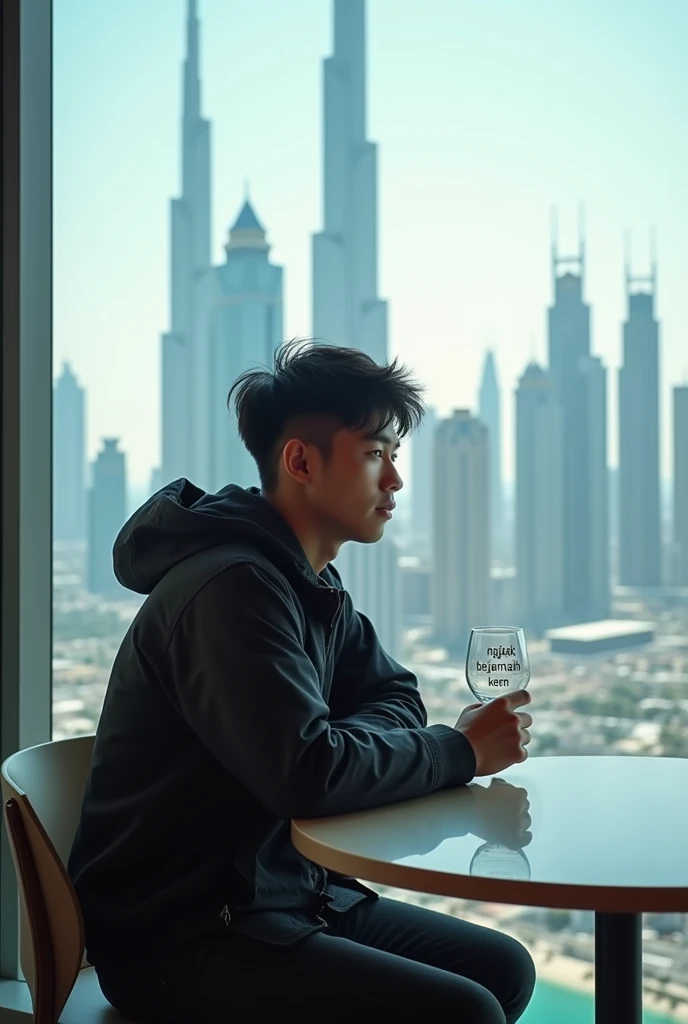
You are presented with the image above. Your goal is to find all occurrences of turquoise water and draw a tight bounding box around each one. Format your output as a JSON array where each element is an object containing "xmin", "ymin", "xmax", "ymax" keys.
[{"xmin": 524, "ymin": 981, "xmax": 679, "ymax": 1023}]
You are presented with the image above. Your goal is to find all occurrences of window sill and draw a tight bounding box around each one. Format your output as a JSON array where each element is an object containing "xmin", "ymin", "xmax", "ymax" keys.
[
  {"xmin": 0, "ymin": 979, "xmax": 32, "ymax": 1023},
  {"xmin": 0, "ymin": 968, "xmax": 130, "ymax": 1023}
]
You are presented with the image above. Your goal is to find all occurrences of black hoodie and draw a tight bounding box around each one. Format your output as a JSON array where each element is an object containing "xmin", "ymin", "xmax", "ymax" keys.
[{"xmin": 68, "ymin": 480, "xmax": 476, "ymax": 966}]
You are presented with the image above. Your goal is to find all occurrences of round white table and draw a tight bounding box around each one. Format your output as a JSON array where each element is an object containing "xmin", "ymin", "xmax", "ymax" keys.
[{"xmin": 292, "ymin": 755, "xmax": 688, "ymax": 1024}]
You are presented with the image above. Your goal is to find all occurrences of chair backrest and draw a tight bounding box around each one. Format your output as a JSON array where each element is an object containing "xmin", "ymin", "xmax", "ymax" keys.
[{"xmin": 1, "ymin": 734, "xmax": 95, "ymax": 1024}]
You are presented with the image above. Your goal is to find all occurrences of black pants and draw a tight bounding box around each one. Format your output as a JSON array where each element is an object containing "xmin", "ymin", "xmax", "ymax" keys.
[{"xmin": 98, "ymin": 897, "xmax": 536, "ymax": 1023}]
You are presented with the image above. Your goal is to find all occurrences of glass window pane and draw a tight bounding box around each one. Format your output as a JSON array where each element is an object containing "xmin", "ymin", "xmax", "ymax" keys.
[{"xmin": 53, "ymin": 1, "xmax": 688, "ymax": 1015}]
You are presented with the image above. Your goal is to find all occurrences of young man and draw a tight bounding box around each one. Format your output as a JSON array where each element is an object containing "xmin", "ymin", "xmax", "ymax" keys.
[{"xmin": 69, "ymin": 341, "xmax": 535, "ymax": 1023}]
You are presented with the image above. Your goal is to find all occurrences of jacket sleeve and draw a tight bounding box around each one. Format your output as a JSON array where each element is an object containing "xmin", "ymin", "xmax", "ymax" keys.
[
  {"xmin": 328, "ymin": 592, "xmax": 428, "ymax": 733},
  {"xmin": 159, "ymin": 562, "xmax": 475, "ymax": 820}
]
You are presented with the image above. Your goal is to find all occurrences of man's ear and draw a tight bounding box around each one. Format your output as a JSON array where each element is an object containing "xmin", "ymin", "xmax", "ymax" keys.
[{"xmin": 282, "ymin": 438, "xmax": 311, "ymax": 483}]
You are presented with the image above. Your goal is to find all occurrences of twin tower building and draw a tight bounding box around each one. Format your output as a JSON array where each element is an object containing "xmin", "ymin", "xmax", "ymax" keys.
[{"xmin": 161, "ymin": 0, "xmax": 401, "ymax": 655}]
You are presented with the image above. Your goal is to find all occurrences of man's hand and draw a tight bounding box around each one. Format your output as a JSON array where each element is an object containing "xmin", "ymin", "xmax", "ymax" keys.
[
  {"xmin": 470, "ymin": 778, "xmax": 532, "ymax": 848},
  {"xmin": 454, "ymin": 691, "xmax": 532, "ymax": 777}
]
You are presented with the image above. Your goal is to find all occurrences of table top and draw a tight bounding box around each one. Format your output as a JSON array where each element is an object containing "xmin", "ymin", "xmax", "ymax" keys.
[{"xmin": 291, "ymin": 755, "xmax": 688, "ymax": 913}]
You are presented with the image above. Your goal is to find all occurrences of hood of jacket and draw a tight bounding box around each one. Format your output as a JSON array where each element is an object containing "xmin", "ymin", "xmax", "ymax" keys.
[{"xmin": 113, "ymin": 479, "xmax": 320, "ymax": 595}]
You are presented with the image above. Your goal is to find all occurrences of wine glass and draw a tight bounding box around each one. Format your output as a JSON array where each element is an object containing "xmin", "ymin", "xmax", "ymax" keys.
[{"xmin": 465, "ymin": 627, "xmax": 530, "ymax": 705}]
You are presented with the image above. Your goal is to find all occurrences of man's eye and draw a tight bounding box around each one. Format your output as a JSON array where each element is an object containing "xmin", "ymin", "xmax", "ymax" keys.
[{"xmin": 369, "ymin": 449, "xmax": 383, "ymax": 458}]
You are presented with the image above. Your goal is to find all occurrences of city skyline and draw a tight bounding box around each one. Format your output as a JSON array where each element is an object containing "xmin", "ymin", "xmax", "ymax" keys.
[
  {"xmin": 42, "ymin": 4, "xmax": 688, "ymax": 1003},
  {"xmin": 54, "ymin": 0, "xmax": 688, "ymax": 486}
]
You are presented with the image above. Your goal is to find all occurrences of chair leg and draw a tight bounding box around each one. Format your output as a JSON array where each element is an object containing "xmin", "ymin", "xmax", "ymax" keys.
[{"xmin": 5, "ymin": 798, "xmax": 57, "ymax": 1023}]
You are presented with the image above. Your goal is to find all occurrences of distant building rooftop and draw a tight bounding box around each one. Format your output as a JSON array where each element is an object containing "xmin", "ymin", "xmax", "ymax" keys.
[
  {"xmin": 231, "ymin": 199, "xmax": 264, "ymax": 233},
  {"xmin": 546, "ymin": 619, "xmax": 655, "ymax": 655}
]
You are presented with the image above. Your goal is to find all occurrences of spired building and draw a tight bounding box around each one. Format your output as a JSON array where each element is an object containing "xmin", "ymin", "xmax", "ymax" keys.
[
  {"xmin": 547, "ymin": 221, "xmax": 609, "ymax": 622},
  {"xmin": 515, "ymin": 363, "xmax": 564, "ymax": 633},
  {"xmin": 88, "ymin": 439, "xmax": 127, "ymax": 599},
  {"xmin": 161, "ymin": 0, "xmax": 211, "ymax": 485},
  {"xmin": 195, "ymin": 198, "xmax": 283, "ymax": 492},
  {"xmin": 53, "ymin": 362, "xmax": 86, "ymax": 542},
  {"xmin": 618, "ymin": 248, "xmax": 661, "ymax": 586},
  {"xmin": 432, "ymin": 411, "xmax": 490, "ymax": 653},
  {"xmin": 161, "ymin": 3, "xmax": 283, "ymax": 493},
  {"xmin": 478, "ymin": 350, "xmax": 504, "ymax": 561},
  {"xmin": 316, "ymin": 0, "xmax": 401, "ymax": 657},
  {"xmin": 312, "ymin": 0, "xmax": 387, "ymax": 363}
]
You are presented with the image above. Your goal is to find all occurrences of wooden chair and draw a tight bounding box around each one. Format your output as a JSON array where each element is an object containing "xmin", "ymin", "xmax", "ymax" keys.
[{"xmin": 1, "ymin": 735, "xmax": 135, "ymax": 1023}]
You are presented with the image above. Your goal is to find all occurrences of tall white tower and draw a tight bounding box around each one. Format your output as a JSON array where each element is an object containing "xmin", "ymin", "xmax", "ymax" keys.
[
  {"xmin": 515, "ymin": 363, "xmax": 564, "ymax": 632},
  {"xmin": 53, "ymin": 362, "xmax": 86, "ymax": 541},
  {"xmin": 478, "ymin": 350, "xmax": 504, "ymax": 559},
  {"xmin": 312, "ymin": 0, "xmax": 387, "ymax": 363},
  {"xmin": 161, "ymin": 0, "xmax": 211, "ymax": 483},
  {"xmin": 548, "ymin": 214, "xmax": 609, "ymax": 621},
  {"xmin": 618, "ymin": 244, "xmax": 661, "ymax": 586},
  {"xmin": 88, "ymin": 439, "xmax": 127, "ymax": 599},
  {"xmin": 314, "ymin": 1, "xmax": 400, "ymax": 655},
  {"xmin": 433, "ymin": 410, "xmax": 490, "ymax": 652}
]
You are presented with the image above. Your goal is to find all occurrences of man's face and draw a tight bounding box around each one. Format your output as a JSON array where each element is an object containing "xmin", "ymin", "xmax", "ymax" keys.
[{"xmin": 307, "ymin": 423, "xmax": 403, "ymax": 544}]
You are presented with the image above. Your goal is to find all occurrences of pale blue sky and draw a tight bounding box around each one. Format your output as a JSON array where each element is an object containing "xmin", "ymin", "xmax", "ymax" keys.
[{"xmin": 54, "ymin": 0, "xmax": 687, "ymax": 486}]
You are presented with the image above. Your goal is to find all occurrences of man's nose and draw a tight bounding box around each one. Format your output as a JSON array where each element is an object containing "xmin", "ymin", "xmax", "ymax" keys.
[{"xmin": 385, "ymin": 462, "xmax": 403, "ymax": 492}]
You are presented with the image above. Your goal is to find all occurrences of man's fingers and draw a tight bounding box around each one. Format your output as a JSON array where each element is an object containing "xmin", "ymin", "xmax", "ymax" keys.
[
  {"xmin": 505, "ymin": 689, "xmax": 532, "ymax": 709},
  {"xmin": 520, "ymin": 729, "xmax": 532, "ymax": 746},
  {"xmin": 517, "ymin": 712, "xmax": 533, "ymax": 729}
]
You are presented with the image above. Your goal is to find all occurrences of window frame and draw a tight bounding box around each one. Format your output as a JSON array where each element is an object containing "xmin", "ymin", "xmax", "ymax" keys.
[{"xmin": 0, "ymin": 0, "xmax": 53, "ymax": 986}]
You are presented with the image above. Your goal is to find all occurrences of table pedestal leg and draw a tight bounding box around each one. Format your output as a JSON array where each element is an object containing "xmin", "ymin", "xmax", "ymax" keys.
[{"xmin": 594, "ymin": 912, "xmax": 642, "ymax": 1024}]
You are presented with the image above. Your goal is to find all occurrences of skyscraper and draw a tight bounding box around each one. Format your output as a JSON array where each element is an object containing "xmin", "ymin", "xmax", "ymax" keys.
[
  {"xmin": 161, "ymin": 0, "xmax": 211, "ymax": 484},
  {"xmin": 198, "ymin": 198, "xmax": 283, "ymax": 491},
  {"xmin": 411, "ymin": 405, "xmax": 438, "ymax": 557},
  {"xmin": 53, "ymin": 361, "xmax": 86, "ymax": 541},
  {"xmin": 547, "ymin": 220, "xmax": 609, "ymax": 621},
  {"xmin": 313, "ymin": 0, "xmax": 399, "ymax": 651},
  {"xmin": 149, "ymin": 466, "xmax": 163, "ymax": 498},
  {"xmin": 335, "ymin": 541, "xmax": 402, "ymax": 660},
  {"xmin": 88, "ymin": 439, "xmax": 127, "ymax": 599},
  {"xmin": 312, "ymin": 0, "xmax": 386, "ymax": 362},
  {"xmin": 579, "ymin": 355, "xmax": 610, "ymax": 618},
  {"xmin": 674, "ymin": 386, "xmax": 688, "ymax": 586},
  {"xmin": 433, "ymin": 410, "xmax": 490, "ymax": 652},
  {"xmin": 515, "ymin": 363, "xmax": 564, "ymax": 633},
  {"xmin": 160, "ymin": 6, "xmax": 283, "ymax": 493},
  {"xmin": 478, "ymin": 350, "xmax": 504, "ymax": 560},
  {"xmin": 618, "ymin": 251, "xmax": 661, "ymax": 586}
]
